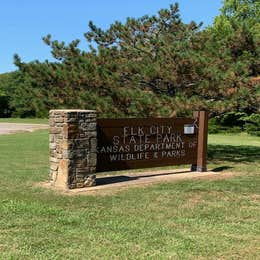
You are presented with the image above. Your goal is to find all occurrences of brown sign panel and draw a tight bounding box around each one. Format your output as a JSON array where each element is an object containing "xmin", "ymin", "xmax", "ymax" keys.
[{"xmin": 96, "ymin": 118, "xmax": 198, "ymax": 172}]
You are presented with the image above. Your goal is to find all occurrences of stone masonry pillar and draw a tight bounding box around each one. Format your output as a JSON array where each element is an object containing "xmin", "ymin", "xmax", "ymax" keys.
[{"xmin": 49, "ymin": 109, "xmax": 97, "ymax": 189}]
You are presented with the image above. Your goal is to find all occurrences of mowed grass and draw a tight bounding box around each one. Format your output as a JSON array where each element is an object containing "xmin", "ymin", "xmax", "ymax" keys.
[
  {"xmin": 0, "ymin": 118, "xmax": 48, "ymax": 124},
  {"xmin": 208, "ymin": 133, "xmax": 260, "ymax": 174},
  {"xmin": 0, "ymin": 131, "xmax": 259, "ymax": 259}
]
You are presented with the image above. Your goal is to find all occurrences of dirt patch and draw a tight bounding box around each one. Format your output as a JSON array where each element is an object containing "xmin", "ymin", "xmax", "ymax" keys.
[
  {"xmin": 38, "ymin": 168, "xmax": 239, "ymax": 196},
  {"xmin": 0, "ymin": 123, "xmax": 48, "ymax": 135}
]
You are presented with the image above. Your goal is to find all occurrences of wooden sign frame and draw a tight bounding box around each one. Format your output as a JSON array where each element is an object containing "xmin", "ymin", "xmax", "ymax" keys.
[{"xmin": 96, "ymin": 111, "xmax": 208, "ymax": 173}]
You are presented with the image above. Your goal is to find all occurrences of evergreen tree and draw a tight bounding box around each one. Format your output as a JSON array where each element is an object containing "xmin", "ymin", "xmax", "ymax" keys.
[{"xmin": 10, "ymin": 2, "xmax": 260, "ymax": 117}]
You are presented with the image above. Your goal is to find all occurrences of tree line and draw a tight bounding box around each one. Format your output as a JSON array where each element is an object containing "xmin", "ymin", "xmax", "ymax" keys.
[{"xmin": 0, "ymin": 0, "xmax": 259, "ymax": 131}]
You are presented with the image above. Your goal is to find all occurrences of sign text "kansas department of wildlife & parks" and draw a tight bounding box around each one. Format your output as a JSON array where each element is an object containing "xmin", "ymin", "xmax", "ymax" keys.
[{"xmin": 96, "ymin": 118, "xmax": 198, "ymax": 172}]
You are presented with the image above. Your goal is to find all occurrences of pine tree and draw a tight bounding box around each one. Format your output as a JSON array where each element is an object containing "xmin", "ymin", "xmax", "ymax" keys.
[{"xmin": 11, "ymin": 3, "xmax": 259, "ymax": 117}]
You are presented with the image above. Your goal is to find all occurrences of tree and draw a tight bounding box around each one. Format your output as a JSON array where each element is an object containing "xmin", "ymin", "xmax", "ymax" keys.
[
  {"xmin": 213, "ymin": 0, "xmax": 260, "ymax": 75},
  {"xmin": 0, "ymin": 73, "xmax": 15, "ymax": 117},
  {"xmin": 11, "ymin": 2, "xmax": 260, "ymax": 118}
]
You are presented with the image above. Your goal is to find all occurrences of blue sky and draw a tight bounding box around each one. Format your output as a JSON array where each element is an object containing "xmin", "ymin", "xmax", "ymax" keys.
[{"xmin": 0, "ymin": 0, "xmax": 222, "ymax": 73}]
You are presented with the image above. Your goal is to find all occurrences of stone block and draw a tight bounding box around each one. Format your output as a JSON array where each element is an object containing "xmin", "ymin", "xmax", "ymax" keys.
[
  {"xmin": 49, "ymin": 109, "xmax": 97, "ymax": 189},
  {"xmin": 49, "ymin": 143, "xmax": 57, "ymax": 150},
  {"xmin": 88, "ymin": 153, "xmax": 97, "ymax": 166},
  {"xmin": 54, "ymin": 117, "xmax": 64, "ymax": 123},
  {"xmin": 56, "ymin": 153, "xmax": 63, "ymax": 159},
  {"xmin": 84, "ymin": 175, "xmax": 96, "ymax": 187},
  {"xmin": 56, "ymin": 134, "xmax": 64, "ymax": 140},
  {"xmin": 55, "ymin": 123, "xmax": 65, "ymax": 127},
  {"xmin": 68, "ymin": 132, "xmax": 79, "ymax": 139},
  {"xmin": 50, "ymin": 170, "xmax": 58, "ymax": 182},
  {"xmin": 49, "ymin": 119, "xmax": 55, "ymax": 127},
  {"xmin": 69, "ymin": 184, "xmax": 77, "ymax": 189},
  {"xmin": 61, "ymin": 140, "xmax": 68, "ymax": 150},
  {"xmin": 63, "ymin": 124, "xmax": 68, "ymax": 139},
  {"xmin": 85, "ymin": 113, "xmax": 97, "ymax": 118},
  {"xmin": 90, "ymin": 137, "xmax": 97, "ymax": 147},
  {"xmin": 90, "ymin": 166, "xmax": 96, "ymax": 173},
  {"xmin": 87, "ymin": 122, "xmax": 96, "ymax": 131},
  {"xmin": 79, "ymin": 133, "xmax": 88, "ymax": 138},
  {"xmin": 75, "ymin": 162, "xmax": 88, "ymax": 169},
  {"xmin": 62, "ymin": 150, "xmax": 69, "ymax": 159},
  {"xmin": 50, "ymin": 157, "xmax": 59, "ymax": 163},
  {"xmin": 88, "ymin": 131, "xmax": 97, "ymax": 138},
  {"xmin": 75, "ymin": 149, "xmax": 87, "ymax": 159},
  {"xmin": 50, "ymin": 149, "xmax": 55, "ymax": 157},
  {"xmin": 76, "ymin": 167, "xmax": 90, "ymax": 174},
  {"xmin": 49, "ymin": 134, "xmax": 55, "ymax": 143},
  {"xmin": 76, "ymin": 183, "xmax": 84, "ymax": 188},
  {"xmin": 50, "ymin": 162, "xmax": 58, "ymax": 171},
  {"xmin": 55, "ymin": 159, "xmax": 69, "ymax": 188},
  {"xmin": 65, "ymin": 117, "xmax": 77, "ymax": 123},
  {"xmin": 50, "ymin": 127, "xmax": 62, "ymax": 134}
]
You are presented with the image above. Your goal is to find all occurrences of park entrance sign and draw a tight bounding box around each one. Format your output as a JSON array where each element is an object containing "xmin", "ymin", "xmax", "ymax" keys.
[
  {"xmin": 97, "ymin": 118, "xmax": 199, "ymax": 172},
  {"xmin": 49, "ymin": 110, "xmax": 208, "ymax": 189}
]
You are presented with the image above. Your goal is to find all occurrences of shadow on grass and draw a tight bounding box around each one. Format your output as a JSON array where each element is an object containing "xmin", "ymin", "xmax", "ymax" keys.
[
  {"xmin": 208, "ymin": 144, "xmax": 260, "ymax": 163},
  {"xmin": 96, "ymin": 170, "xmax": 190, "ymax": 186},
  {"xmin": 211, "ymin": 166, "xmax": 233, "ymax": 172}
]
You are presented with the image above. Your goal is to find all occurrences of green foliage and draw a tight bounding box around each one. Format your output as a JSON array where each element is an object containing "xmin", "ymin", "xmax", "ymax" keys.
[
  {"xmin": 208, "ymin": 112, "xmax": 248, "ymax": 134},
  {"xmin": 242, "ymin": 113, "xmax": 260, "ymax": 136},
  {"xmin": 212, "ymin": 0, "xmax": 260, "ymax": 76},
  {"xmin": 0, "ymin": 73, "xmax": 14, "ymax": 117},
  {"xmin": 0, "ymin": 96, "xmax": 12, "ymax": 117},
  {"xmin": 0, "ymin": 2, "xmax": 259, "ymax": 118},
  {"xmin": 209, "ymin": 111, "xmax": 260, "ymax": 136},
  {"xmin": 208, "ymin": 118, "xmax": 221, "ymax": 134},
  {"xmin": 216, "ymin": 112, "xmax": 246, "ymax": 127}
]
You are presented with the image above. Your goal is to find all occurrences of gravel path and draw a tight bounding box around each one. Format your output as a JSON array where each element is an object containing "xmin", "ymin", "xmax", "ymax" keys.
[{"xmin": 0, "ymin": 123, "xmax": 49, "ymax": 135}]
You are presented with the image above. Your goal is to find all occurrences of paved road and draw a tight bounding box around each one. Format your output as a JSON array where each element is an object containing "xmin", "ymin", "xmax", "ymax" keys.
[{"xmin": 0, "ymin": 123, "xmax": 49, "ymax": 135}]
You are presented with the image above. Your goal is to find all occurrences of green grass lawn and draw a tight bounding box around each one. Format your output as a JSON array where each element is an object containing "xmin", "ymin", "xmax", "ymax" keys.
[
  {"xmin": 0, "ymin": 131, "xmax": 259, "ymax": 259},
  {"xmin": 0, "ymin": 118, "xmax": 48, "ymax": 124}
]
